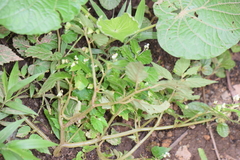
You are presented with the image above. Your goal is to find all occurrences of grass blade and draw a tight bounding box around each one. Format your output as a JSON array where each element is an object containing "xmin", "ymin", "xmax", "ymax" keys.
[
  {"xmin": 90, "ymin": 0, "xmax": 107, "ymax": 19},
  {"xmin": 134, "ymin": 0, "xmax": 145, "ymax": 26}
]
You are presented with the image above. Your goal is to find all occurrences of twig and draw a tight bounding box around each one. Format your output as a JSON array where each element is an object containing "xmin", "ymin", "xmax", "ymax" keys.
[
  {"xmin": 202, "ymin": 87, "xmax": 221, "ymax": 160},
  {"xmin": 169, "ymin": 130, "xmax": 188, "ymax": 149},
  {"xmin": 207, "ymin": 122, "xmax": 221, "ymax": 160},
  {"xmin": 226, "ymin": 70, "xmax": 237, "ymax": 102}
]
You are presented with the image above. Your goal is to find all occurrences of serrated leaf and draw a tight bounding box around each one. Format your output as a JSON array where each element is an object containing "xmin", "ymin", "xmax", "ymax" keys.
[
  {"xmin": 218, "ymin": 50, "xmax": 236, "ymax": 69},
  {"xmin": 0, "ymin": 118, "xmax": 25, "ymax": 144},
  {"xmin": 0, "ymin": 0, "xmax": 83, "ymax": 35},
  {"xmin": 97, "ymin": 13, "xmax": 139, "ymax": 42},
  {"xmin": 0, "ymin": 45, "xmax": 23, "ymax": 65},
  {"xmin": 13, "ymin": 35, "xmax": 29, "ymax": 56},
  {"xmin": 180, "ymin": 102, "xmax": 208, "ymax": 118},
  {"xmin": 26, "ymin": 46, "xmax": 62, "ymax": 61},
  {"xmin": 217, "ymin": 123, "xmax": 229, "ymax": 137},
  {"xmin": 61, "ymin": 30, "xmax": 78, "ymax": 43},
  {"xmin": 144, "ymin": 67, "xmax": 159, "ymax": 83},
  {"xmin": 152, "ymin": 62, "xmax": 173, "ymax": 80},
  {"xmin": 184, "ymin": 66, "xmax": 200, "ymax": 76},
  {"xmin": 126, "ymin": 62, "xmax": 148, "ymax": 83},
  {"xmin": 28, "ymin": 60, "xmax": 51, "ymax": 75},
  {"xmin": 5, "ymin": 98, "xmax": 37, "ymax": 115},
  {"xmin": 132, "ymin": 100, "xmax": 170, "ymax": 115},
  {"xmin": 37, "ymin": 33, "xmax": 57, "ymax": 50},
  {"xmin": 38, "ymin": 72, "xmax": 71, "ymax": 95},
  {"xmin": 99, "ymin": 0, "xmax": 121, "ymax": 10},
  {"xmin": 130, "ymin": 39, "xmax": 141, "ymax": 55},
  {"xmin": 184, "ymin": 78, "xmax": 217, "ymax": 88},
  {"xmin": 173, "ymin": 58, "xmax": 190, "ymax": 76},
  {"xmin": 154, "ymin": 0, "xmax": 240, "ymax": 59}
]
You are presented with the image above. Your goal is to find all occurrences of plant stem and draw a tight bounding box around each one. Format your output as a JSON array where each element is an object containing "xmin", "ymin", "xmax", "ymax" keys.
[{"xmin": 62, "ymin": 118, "xmax": 216, "ymax": 148}]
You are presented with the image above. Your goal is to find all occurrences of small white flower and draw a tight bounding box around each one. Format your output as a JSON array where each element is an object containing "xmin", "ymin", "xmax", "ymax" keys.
[
  {"xmin": 71, "ymin": 61, "xmax": 76, "ymax": 67},
  {"xmin": 144, "ymin": 43, "xmax": 150, "ymax": 50},
  {"xmin": 233, "ymin": 94, "xmax": 240, "ymax": 102},
  {"xmin": 213, "ymin": 100, "xmax": 218, "ymax": 104},
  {"xmin": 163, "ymin": 152, "xmax": 171, "ymax": 158},
  {"xmin": 111, "ymin": 53, "xmax": 118, "ymax": 59},
  {"xmin": 74, "ymin": 55, "xmax": 79, "ymax": 61},
  {"xmin": 221, "ymin": 103, "xmax": 226, "ymax": 108},
  {"xmin": 57, "ymin": 90, "xmax": 63, "ymax": 97},
  {"xmin": 84, "ymin": 58, "xmax": 89, "ymax": 62}
]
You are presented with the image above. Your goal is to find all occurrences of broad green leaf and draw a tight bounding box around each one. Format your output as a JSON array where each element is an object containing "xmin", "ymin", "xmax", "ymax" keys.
[
  {"xmin": 152, "ymin": 62, "xmax": 173, "ymax": 80},
  {"xmin": 0, "ymin": 26, "xmax": 10, "ymax": 38},
  {"xmin": 28, "ymin": 60, "xmax": 51, "ymax": 75},
  {"xmin": 132, "ymin": 100, "xmax": 170, "ymax": 115},
  {"xmin": 231, "ymin": 44, "xmax": 240, "ymax": 52},
  {"xmin": 99, "ymin": 0, "xmax": 121, "ymax": 10},
  {"xmin": 90, "ymin": 0, "xmax": 107, "ymax": 19},
  {"xmin": 180, "ymin": 102, "xmax": 208, "ymax": 118},
  {"xmin": 5, "ymin": 98, "xmax": 37, "ymax": 115},
  {"xmin": 106, "ymin": 128, "xmax": 121, "ymax": 145},
  {"xmin": 0, "ymin": 45, "xmax": 23, "ymax": 65},
  {"xmin": 130, "ymin": 39, "xmax": 141, "ymax": 55},
  {"xmin": 36, "ymin": 33, "xmax": 57, "ymax": 50},
  {"xmin": 72, "ymin": 88, "xmax": 93, "ymax": 101},
  {"xmin": 97, "ymin": 13, "xmax": 139, "ymax": 42},
  {"xmin": 7, "ymin": 139, "xmax": 57, "ymax": 149},
  {"xmin": 198, "ymin": 148, "xmax": 208, "ymax": 160},
  {"xmin": 16, "ymin": 126, "xmax": 31, "ymax": 138},
  {"xmin": 61, "ymin": 30, "xmax": 78, "ymax": 44},
  {"xmin": 151, "ymin": 146, "xmax": 171, "ymax": 159},
  {"xmin": 126, "ymin": 62, "xmax": 148, "ymax": 83},
  {"xmin": 184, "ymin": 78, "xmax": 217, "ymax": 88},
  {"xmin": 217, "ymin": 123, "xmax": 229, "ymax": 137},
  {"xmin": 153, "ymin": 0, "xmax": 240, "ymax": 59},
  {"xmin": 173, "ymin": 58, "xmax": 190, "ymax": 76},
  {"xmin": 134, "ymin": 0, "xmax": 145, "ymax": 26},
  {"xmin": 78, "ymin": 12, "xmax": 94, "ymax": 29},
  {"xmin": 0, "ymin": 118, "xmax": 25, "ymax": 144},
  {"xmin": 38, "ymin": 72, "xmax": 71, "ymax": 95},
  {"xmin": 0, "ymin": 0, "xmax": 83, "ymax": 35},
  {"xmin": 144, "ymin": 67, "xmax": 159, "ymax": 83},
  {"xmin": 26, "ymin": 46, "xmax": 62, "ymax": 61},
  {"xmin": 184, "ymin": 66, "xmax": 200, "ymax": 77}
]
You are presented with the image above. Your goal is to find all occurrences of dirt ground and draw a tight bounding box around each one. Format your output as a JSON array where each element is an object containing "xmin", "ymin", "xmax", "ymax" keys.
[{"xmin": 1, "ymin": 0, "xmax": 240, "ymax": 160}]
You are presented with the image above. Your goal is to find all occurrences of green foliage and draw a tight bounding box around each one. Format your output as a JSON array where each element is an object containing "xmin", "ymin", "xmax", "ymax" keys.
[
  {"xmin": 153, "ymin": 0, "xmax": 240, "ymax": 59},
  {"xmin": 151, "ymin": 146, "xmax": 171, "ymax": 159},
  {"xmin": 198, "ymin": 148, "xmax": 208, "ymax": 160}
]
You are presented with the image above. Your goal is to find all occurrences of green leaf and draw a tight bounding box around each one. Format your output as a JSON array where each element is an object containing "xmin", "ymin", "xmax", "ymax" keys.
[
  {"xmin": 90, "ymin": 116, "xmax": 104, "ymax": 134},
  {"xmin": 198, "ymin": 148, "xmax": 208, "ymax": 160},
  {"xmin": 201, "ymin": 65, "xmax": 213, "ymax": 76},
  {"xmin": 132, "ymin": 100, "xmax": 170, "ymax": 115},
  {"xmin": 8, "ymin": 62, "xmax": 19, "ymax": 91},
  {"xmin": 13, "ymin": 35, "xmax": 29, "ymax": 56},
  {"xmin": 28, "ymin": 60, "xmax": 51, "ymax": 75},
  {"xmin": 184, "ymin": 66, "xmax": 200, "ymax": 77},
  {"xmin": 144, "ymin": 67, "xmax": 159, "ymax": 83},
  {"xmin": 126, "ymin": 62, "xmax": 148, "ymax": 83},
  {"xmin": 97, "ymin": 13, "xmax": 139, "ymax": 42},
  {"xmin": 7, "ymin": 73, "xmax": 41, "ymax": 99},
  {"xmin": 99, "ymin": 0, "xmax": 121, "ymax": 10},
  {"xmin": 153, "ymin": 0, "xmax": 240, "ymax": 59},
  {"xmin": 1, "ymin": 150, "xmax": 23, "ymax": 160},
  {"xmin": 0, "ymin": 26, "xmax": 10, "ymax": 38},
  {"xmin": 137, "ymin": 50, "xmax": 152, "ymax": 64},
  {"xmin": 93, "ymin": 34, "xmax": 109, "ymax": 46},
  {"xmin": 5, "ymin": 147, "xmax": 39, "ymax": 160},
  {"xmin": 5, "ymin": 99, "xmax": 37, "ymax": 115},
  {"xmin": 151, "ymin": 146, "xmax": 171, "ymax": 159},
  {"xmin": 72, "ymin": 88, "xmax": 93, "ymax": 101},
  {"xmin": 231, "ymin": 44, "xmax": 240, "ymax": 52},
  {"xmin": 173, "ymin": 58, "xmax": 190, "ymax": 76},
  {"xmin": 130, "ymin": 40, "xmax": 141, "ymax": 55},
  {"xmin": 16, "ymin": 126, "xmax": 31, "ymax": 138},
  {"xmin": 29, "ymin": 134, "xmax": 51, "ymax": 154},
  {"xmin": 0, "ymin": 0, "xmax": 82, "ymax": 34},
  {"xmin": 217, "ymin": 123, "xmax": 229, "ymax": 137},
  {"xmin": 218, "ymin": 50, "xmax": 236, "ymax": 69},
  {"xmin": 180, "ymin": 102, "xmax": 208, "ymax": 118},
  {"xmin": 26, "ymin": 46, "xmax": 62, "ymax": 61},
  {"xmin": 106, "ymin": 128, "xmax": 121, "ymax": 145},
  {"xmin": 38, "ymin": 72, "xmax": 71, "ymax": 95},
  {"xmin": 152, "ymin": 62, "xmax": 173, "ymax": 80},
  {"xmin": 0, "ymin": 45, "xmax": 23, "ymax": 65},
  {"xmin": 0, "ymin": 118, "xmax": 25, "ymax": 144},
  {"xmin": 90, "ymin": 0, "xmax": 107, "ymax": 19},
  {"xmin": 7, "ymin": 139, "xmax": 57, "ymax": 149},
  {"xmin": 134, "ymin": 0, "xmax": 145, "ymax": 26},
  {"xmin": 117, "ymin": 0, "xmax": 127, "ymax": 17},
  {"xmin": 184, "ymin": 78, "xmax": 217, "ymax": 88},
  {"xmin": 62, "ymin": 30, "xmax": 78, "ymax": 44}
]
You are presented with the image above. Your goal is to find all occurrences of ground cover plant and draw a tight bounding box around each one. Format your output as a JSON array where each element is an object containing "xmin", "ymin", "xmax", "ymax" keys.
[{"xmin": 0, "ymin": 0, "xmax": 240, "ymax": 159}]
